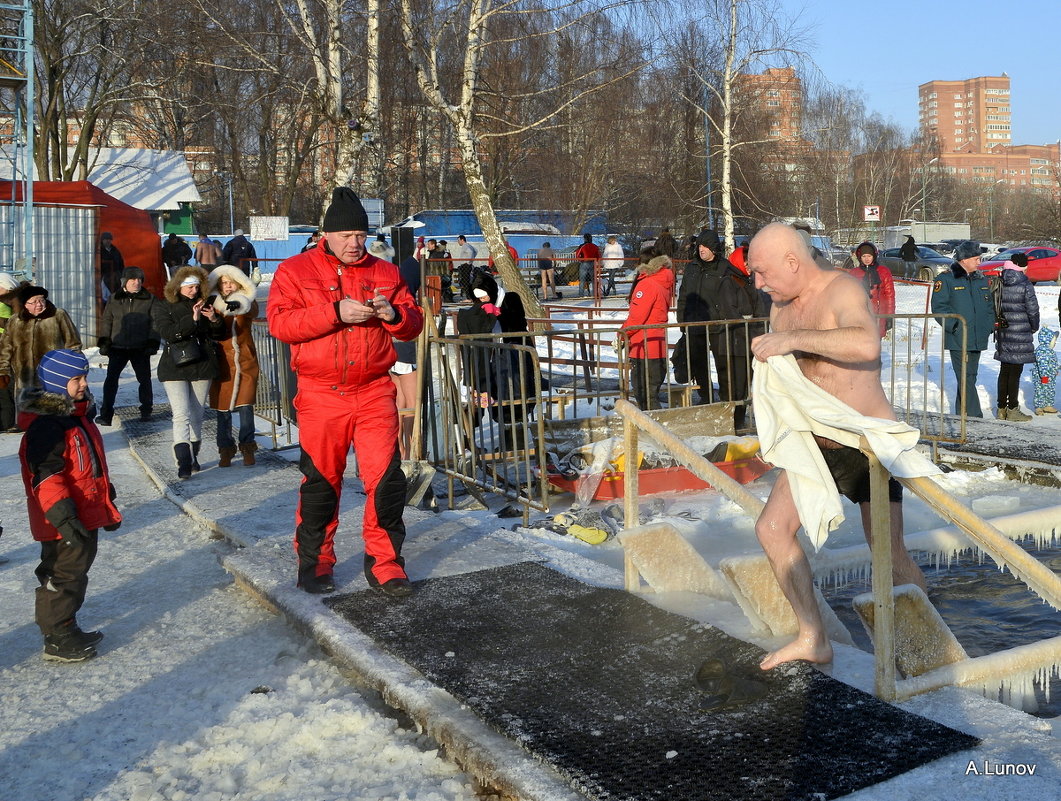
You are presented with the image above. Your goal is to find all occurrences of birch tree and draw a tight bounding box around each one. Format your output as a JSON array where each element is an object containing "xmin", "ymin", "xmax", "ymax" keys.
[
  {"xmin": 664, "ymin": 0, "xmax": 805, "ymax": 246},
  {"xmin": 397, "ymin": 0, "xmax": 643, "ymax": 315}
]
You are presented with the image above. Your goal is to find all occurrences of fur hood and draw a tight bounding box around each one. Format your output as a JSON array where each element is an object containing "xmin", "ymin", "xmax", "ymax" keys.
[
  {"xmin": 637, "ymin": 255, "xmax": 672, "ymax": 276},
  {"xmin": 206, "ymin": 265, "xmax": 255, "ymax": 316},
  {"xmin": 17, "ymin": 385, "xmax": 91, "ymax": 417},
  {"xmin": 164, "ymin": 265, "xmax": 210, "ymax": 303}
]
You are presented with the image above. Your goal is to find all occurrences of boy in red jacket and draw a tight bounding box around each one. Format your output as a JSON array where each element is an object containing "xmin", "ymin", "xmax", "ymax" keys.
[
  {"xmin": 20, "ymin": 349, "xmax": 121, "ymax": 662},
  {"xmin": 619, "ymin": 255, "xmax": 675, "ymax": 409}
]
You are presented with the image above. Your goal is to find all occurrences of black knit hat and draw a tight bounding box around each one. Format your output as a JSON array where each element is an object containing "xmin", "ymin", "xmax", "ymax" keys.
[
  {"xmin": 18, "ymin": 284, "xmax": 47, "ymax": 305},
  {"xmin": 322, "ymin": 187, "xmax": 369, "ymax": 232}
]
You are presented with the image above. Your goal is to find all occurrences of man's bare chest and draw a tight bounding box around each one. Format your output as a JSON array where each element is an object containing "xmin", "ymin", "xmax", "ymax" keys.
[{"xmin": 773, "ymin": 297, "xmax": 836, "ymax": 333}]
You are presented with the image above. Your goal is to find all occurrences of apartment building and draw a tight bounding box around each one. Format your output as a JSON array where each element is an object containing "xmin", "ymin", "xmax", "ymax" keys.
[
  {"xmin": 735, "ymin": 66, "xmax": 802, "ymax": 142},
  {"xmin": 918, "ymin": 75, "xmax": 1011, "ymax": 153}
]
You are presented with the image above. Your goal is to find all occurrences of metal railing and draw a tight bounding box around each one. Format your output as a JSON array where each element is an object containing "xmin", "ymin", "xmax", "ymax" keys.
[
  {"xmin": 422, "ymin": 331, "xmax": 549, "ymax": 520},
  {"xmin": 250, "ymin": 318, "xmax": 295, "ymax": 449}
]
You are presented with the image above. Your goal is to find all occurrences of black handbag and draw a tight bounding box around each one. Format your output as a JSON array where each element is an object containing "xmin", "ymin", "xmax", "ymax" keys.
[{"xmin": 169, "ymin": 338, "xmax": 203, "ymax": 366}]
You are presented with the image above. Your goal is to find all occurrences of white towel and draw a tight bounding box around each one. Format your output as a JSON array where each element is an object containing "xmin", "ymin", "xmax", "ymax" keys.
[{"xmin": 752, "ymin": 354, "xmax": 941, "ymax": 550}]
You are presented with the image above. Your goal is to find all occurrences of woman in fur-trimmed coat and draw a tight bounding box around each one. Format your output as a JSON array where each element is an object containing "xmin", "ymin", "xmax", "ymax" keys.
[
  {"xmin": 0, "ymin": 285, "xmax": 82, "ymax": 401},
  {"xmin": 152, "ymin": 265, "xmax": 223, "ymax": 478},
  {"xmin": 206, "ymin": 265, "xmax": 260, "ymax": 466}
]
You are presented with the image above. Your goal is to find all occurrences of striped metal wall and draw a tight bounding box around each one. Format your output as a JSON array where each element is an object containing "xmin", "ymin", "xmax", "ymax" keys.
[{"xmin": 0, "ymin": 202, "xmax": 99, "ymax": 344}]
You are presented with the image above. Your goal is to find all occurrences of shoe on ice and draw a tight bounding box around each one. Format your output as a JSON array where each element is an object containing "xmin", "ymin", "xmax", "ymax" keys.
[
  {"xmin": 300, "ymin": 573, "xmax": 336, "ymax": 595},
  {"xmin": 70, "ymin": 625, "xmax": 104, "ymax": 647},
  {"xmin": 1006, "ymin": 407, "xmax": 1032, "ymax": 422},
  {"xmin": 43, "ymin": 632, "xmax": 97, "ymax": 662},
  {"xmin": 376, "ymin": 577, "xmax": 414, "ymax": 598},
  {"xmin": 1035, "ymin": 406, "xmax": 1058, "ymax": 415}
]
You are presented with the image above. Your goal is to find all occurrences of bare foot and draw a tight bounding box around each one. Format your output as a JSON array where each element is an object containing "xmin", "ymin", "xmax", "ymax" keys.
[
  {"xmin": 760, "ymin": 635, "xmax": 833, "ymax": 671},
  {"xmin": 893, "ymin": 556, "xmax": 928, "ymax": 594}
]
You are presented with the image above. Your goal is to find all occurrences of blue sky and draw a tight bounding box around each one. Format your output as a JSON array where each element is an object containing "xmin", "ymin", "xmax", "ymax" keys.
[{"xmin": 781, "ymin": 0, "xmax": 1060, "ymax": 145}]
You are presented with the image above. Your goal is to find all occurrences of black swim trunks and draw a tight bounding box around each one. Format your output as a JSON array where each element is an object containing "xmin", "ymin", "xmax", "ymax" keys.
[{"xmin": 819, "ymin": 445, "xmax": 903, "ymax": 505}]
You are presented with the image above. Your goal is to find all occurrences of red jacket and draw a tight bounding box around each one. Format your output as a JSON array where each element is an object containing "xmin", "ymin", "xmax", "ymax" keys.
[
  {"xmin": 268, "ymin": 244, "xmax": 423, "ymax": 390},
  {"xmin": 621, "ymin": 257, "xmax": 675, "ymax": 359},
  {"xmin": 849, "ymin": 264, "xmax": 896, "ymax": 338},
  {"xmin": 19, "ymin": 391, "xmax": 121, "ymax": 541}
]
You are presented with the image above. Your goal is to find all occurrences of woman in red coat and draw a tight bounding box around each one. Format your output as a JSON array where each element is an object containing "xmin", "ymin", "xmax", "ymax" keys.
[
  {"xmin": 619, "ymin": 255, "xmax": 675, "ymax": 409},
  {"xmin": 849, "ymin": 242, "xmax": 895, "ymax": 338}
]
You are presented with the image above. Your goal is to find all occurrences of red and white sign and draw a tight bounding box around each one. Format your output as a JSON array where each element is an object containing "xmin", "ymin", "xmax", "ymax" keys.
[{"xmin": 863, "ymin": 205, "xmax": 881, "ymax": 222}]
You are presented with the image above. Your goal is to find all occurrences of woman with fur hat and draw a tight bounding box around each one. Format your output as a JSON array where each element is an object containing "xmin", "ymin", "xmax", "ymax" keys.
[
  {"xmin": 619, "ymin": 255, "xmax": 674, "ymax": 409},
  {"xmin": 152, "ymin": 265, "xmax": 223, "ymax": 478},
  {"xmin": 206, "ymin": 266, "xmax": 260, "ymax": 466},
  {"xmin": 0, "ymin": 284, "xmax": 82, "ymax": 412}
]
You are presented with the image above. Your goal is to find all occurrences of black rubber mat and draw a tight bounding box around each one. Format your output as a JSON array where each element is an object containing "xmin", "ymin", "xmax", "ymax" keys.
[{"xmin": 327, "ymin": 562, "xmax": 978, "ymax": 801}]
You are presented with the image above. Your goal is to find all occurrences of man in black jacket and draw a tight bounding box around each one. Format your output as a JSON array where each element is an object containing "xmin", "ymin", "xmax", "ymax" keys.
[
  {"xmin": 162, "ymin": 234, "xmax": 193, "ymax": 271},
  {"xmin": 222, "ymin": 230, "xmax": 258, "ymax": 275},
  {"xmin": 96, "ymin": 267, "xmax": 161, "ymax": 424},
  {"xmin": 676, "ymin": 230, "xmax": 764, "ymax": 430}
]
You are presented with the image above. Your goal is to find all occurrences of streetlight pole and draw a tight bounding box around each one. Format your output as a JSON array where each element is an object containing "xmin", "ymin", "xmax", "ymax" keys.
[{"xmin": 988, "ymin": 179, "xmax": 1005, "ymax": 242}]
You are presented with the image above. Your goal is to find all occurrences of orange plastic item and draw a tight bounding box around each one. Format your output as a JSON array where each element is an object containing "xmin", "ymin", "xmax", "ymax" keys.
[{"xmin": 546, "ymin": 458, "xmax": 773, "ymax": 500}]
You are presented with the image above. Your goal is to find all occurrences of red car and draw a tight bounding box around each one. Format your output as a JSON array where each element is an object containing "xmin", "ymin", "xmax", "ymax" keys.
[{"xmin": 979, "ymin": 246, "xmax": 1061, "ymax": 284}]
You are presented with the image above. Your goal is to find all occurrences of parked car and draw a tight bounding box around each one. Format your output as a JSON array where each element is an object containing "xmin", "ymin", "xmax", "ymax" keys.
[
  {"xmin": 877, "ymin": 245, "xmax": 953, "ymax": 281},
  {"xmin": 979, "ymin": 246, "xmax": 1061, "ymax": 284}
]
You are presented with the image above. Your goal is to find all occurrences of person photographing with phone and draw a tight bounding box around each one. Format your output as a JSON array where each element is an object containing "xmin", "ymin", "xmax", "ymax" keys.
[
  {"xmin": 268, "ymin": 187, "xmax": 423, "ymax": 598},
  {"xmin": 206, "ymin": 266, "xmax": 261, "ymax": 466},
  {"xmin": 152, "ymin": 266, "xmax": 223, "ymax": 478}
]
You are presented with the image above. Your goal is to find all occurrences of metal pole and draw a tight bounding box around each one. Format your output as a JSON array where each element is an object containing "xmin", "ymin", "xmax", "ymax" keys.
[
  {"xmin": 227, "ymin": 175, "xmax": 235, "ymax": 235},
  {"xmin": 704, "ymin": 84, "xmax": 713, "ymax": 230}
]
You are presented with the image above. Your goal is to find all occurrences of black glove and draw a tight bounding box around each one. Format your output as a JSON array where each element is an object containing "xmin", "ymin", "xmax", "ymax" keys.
[
  {"xmin": 108, "ymin": 483, "xmax": 117, "ymax": 501},
  {"xmin": 44, "ymin": 498, "xmax": 91, "ymax": 549},
  {"xmin": 225, "ymin": 300, "xmax": 241, "ymax": 312},
  {"xmin": 146, "ymin": 342, "xmax": 160, "ymax": 356},
  {"xmin": 98, "ymin": 337, "xmax": 111, "ymax": 356}
]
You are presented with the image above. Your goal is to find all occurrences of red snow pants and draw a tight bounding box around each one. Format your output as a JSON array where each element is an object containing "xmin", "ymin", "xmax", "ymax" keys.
[{"xmin": 292, "ymin": 375, "xmax": 408, "ymax": 586}]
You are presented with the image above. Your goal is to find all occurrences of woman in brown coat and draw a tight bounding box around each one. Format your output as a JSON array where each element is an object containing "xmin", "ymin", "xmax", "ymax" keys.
[
  {"xmin": 206, "ymin": 266, "xmax": 260, "ymax": 466},
  {"xmin": 0, "ymin": 285, "xmax": 82, "ymax": 406}
]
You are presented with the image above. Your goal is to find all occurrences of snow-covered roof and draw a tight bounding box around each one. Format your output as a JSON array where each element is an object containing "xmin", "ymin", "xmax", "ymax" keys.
[
  {"xmin": 86, "ymin": 147, "xmax": 201, "ymax": 210},
  {"xmin": 0, "ymin": 146, "xmax": 201, "ymax": 211}
]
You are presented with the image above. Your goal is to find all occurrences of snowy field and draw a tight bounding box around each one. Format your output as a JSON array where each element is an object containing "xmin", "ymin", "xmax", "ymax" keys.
[{"xmin": 1, "ymin": 278, "xmax": 1061, "ymax": 800}]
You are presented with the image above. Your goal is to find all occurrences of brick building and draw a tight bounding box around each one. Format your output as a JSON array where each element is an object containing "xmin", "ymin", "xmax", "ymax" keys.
[
  {"xmin": 919, "ymin": 74, "xmax": 1011, "ymax": 153},
  {"xmin": 735, "ymin": 66, "xmax": 802, "ymax": 142}
]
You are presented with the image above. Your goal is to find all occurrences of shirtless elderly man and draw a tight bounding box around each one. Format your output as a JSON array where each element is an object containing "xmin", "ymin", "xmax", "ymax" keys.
[{"xmin": 747, "ymin": 223, "xmax": 926, "ymax": 671}]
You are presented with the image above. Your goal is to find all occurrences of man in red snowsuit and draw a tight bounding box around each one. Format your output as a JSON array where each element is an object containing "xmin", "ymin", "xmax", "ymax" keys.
[{"xmin": 268, "ymin": 188, "xmax": 423, "ymax": 597}]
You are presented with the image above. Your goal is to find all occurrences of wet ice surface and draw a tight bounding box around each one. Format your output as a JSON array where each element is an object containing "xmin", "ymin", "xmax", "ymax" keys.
[{"xmin": 827, "ymin": 543, "xmax": 1061, "ymax": 717}]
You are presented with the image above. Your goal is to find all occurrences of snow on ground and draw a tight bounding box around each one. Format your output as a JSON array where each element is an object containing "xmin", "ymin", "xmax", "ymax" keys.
[
  {"xmin": 0, "ymin": 367, "xmax": 483, "ymax": 801},
  {"xmin": 1, "ymin": 279, "xmax": 1060, "ymax": 800}
]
